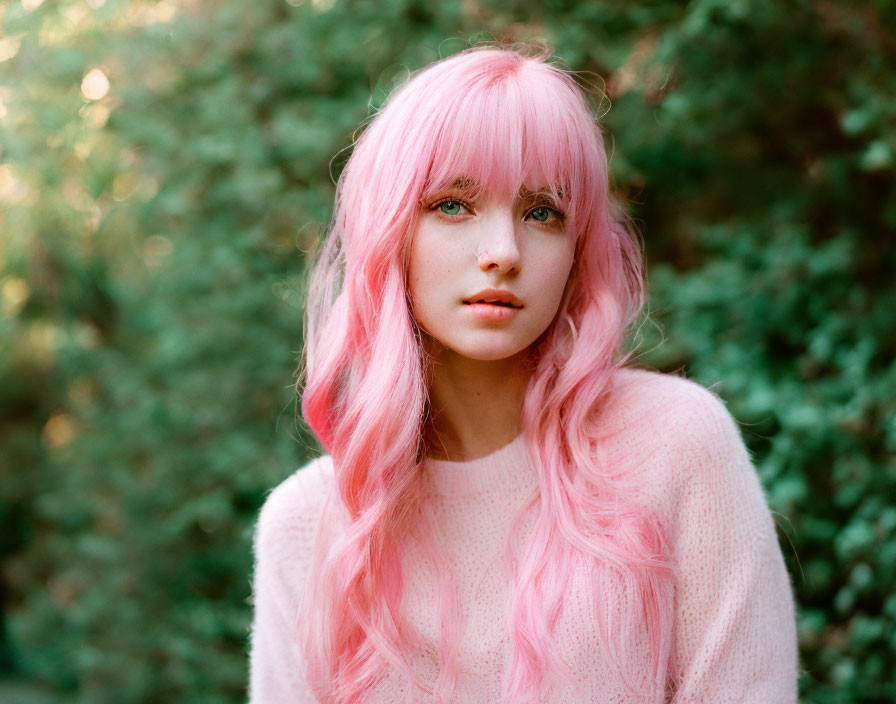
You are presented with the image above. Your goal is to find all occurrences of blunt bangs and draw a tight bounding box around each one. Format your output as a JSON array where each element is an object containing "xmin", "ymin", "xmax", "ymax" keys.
[{"xmin": 412, "ymin": 55, "xmax": 602, "ymax": 233}]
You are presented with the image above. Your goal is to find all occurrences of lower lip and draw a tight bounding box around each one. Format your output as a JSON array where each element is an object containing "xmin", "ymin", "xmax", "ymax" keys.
[{"xmin": 465, "ymin": 302, "xmax": 522, "ymax": 323}]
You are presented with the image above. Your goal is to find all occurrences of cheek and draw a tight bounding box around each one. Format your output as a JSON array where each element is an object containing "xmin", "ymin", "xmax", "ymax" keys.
[
  {"xmin": 406, "ymin": 258, "xmax": 429, "ymax": 320},
  {"xmin": 407, "ymin": 226, "xmax": 429, "ymax": 294},
  {"xmin": 407, "ymin": 230, "xmax": 450, "ymax": 320},
  {"xmin": 408, "ymin": 223, "xmax": 464, "ymax": 287},
  {"xmin": 538, "ymin": 246, "xmax": 576, "ymax": 297},
  {"xmin": 530, "ymin": 249, "xmax": 576, "ymax": 324}
]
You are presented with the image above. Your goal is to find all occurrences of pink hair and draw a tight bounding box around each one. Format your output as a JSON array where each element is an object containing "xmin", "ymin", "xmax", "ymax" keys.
[{"xmin": 299, "ymin": 45, "xmax": 676, "ymax": 702}]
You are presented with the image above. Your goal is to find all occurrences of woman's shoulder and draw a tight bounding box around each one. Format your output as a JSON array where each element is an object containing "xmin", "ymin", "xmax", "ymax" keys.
[
  {"xmin": 605, "ymin": 366, "xmax": 739, "ymax": 440},
  {"xmin": 260, "ymin": 454, "xmax": 335, "ymax": 515},
  {"xmin": 252, "ymin": 455, "xmax": 338, "ymax": 564},
  {"xmin": 602, "ymin": 367, "xmax": 761, "ymax": 527},
  {"xmin": 599, "ymin": 366, "xmax": 754, "ymax": 493},
  {"xmin": 610, "ymin": 365, "xmax": 726, "ymax": 407}
]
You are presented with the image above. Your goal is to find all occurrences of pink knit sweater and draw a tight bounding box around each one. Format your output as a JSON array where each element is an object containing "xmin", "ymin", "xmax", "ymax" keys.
[{"xmin": 248, "ymin": 368, "xmax": 800, "ymax": 702}]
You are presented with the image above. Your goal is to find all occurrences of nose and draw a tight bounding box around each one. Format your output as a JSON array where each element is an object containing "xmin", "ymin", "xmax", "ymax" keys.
[{"xmin": 477, "ymin": 207, "xmax": 521, "ymax": 273}]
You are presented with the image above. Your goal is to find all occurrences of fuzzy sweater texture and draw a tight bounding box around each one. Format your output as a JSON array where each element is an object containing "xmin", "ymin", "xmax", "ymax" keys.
[{"xmin": 247, "ymin": 368, "xmax": 800, "ymax": 703}]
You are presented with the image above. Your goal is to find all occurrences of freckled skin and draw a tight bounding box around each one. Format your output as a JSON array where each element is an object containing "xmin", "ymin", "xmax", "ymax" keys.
[{"xmin": 408, "ymin": 192, "xmax": 575, "ymax": 363}]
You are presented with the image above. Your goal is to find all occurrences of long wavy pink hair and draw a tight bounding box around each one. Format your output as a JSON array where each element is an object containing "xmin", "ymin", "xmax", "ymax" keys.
[{"xmin": 299, "ymin": 45, "xmax": 677, "ymax": 703}]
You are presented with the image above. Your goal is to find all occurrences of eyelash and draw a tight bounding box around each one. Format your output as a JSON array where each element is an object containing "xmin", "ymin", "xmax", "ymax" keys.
[{"xmin": 428, "ymin": 197, "xmax": 565, "ymax": 225}]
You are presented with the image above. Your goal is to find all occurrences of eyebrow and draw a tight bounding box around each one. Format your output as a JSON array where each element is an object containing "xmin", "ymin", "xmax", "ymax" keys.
[
  {"xmin": 450, "ymin": 176, "xmax": 477, "ymax": 189},
  {"xmin": 426, "ymin": 177, "xmax": 562, "ymax": 205},
  {"xmin": 519, "ymin": 186, "xmax": 556, "ymax": 200},
  {"xmin": 436, "ymin": 176, "xmax": 481, "ymax": 197}
]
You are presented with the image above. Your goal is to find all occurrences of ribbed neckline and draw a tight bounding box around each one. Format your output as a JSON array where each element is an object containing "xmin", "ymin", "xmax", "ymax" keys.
[{"xmin": 422, "ymin": 432, "xmax": 537, "ymax": 498}]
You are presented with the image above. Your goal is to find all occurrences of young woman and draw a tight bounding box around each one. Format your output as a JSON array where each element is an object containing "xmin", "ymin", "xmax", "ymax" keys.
[{"xmin": 248, "ymin": 45, "xmax": 800, "ymax": 703}]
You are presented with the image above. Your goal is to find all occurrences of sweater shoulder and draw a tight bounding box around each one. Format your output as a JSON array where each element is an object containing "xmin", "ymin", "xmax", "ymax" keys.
[
  {"xmin": 252, "ymin": 455, "xmax": 337, "ymax": 567},
  {"xmin": 600, "ymin": 367, "xmax": 754, "ymax": 495},
  {"xmin": 611, "ymin": 366, "xmax": 728, "ymax": 411},
  {"xmin": 605, "ymin": 366, "xmax": 740, "ymax": 439},
  {"xmin": 599, "ymin": 368, "xmax": 768, "ymax": 543}
]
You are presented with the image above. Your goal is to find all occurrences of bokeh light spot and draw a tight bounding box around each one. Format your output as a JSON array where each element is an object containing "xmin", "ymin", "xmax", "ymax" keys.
[
  {"xmin": 0, "ymin": 164, "xmax": 29, "ymax": 204},
  {"xmin": 0, "ymin": 34, "xmax": 23, "ymax": 62},
  {"xmin": 1, "ymin": 277, "xmax": 30, "ymax": 318},
  {"xmin": 43, "ymin": 413, "xmax": 76, "ymax": 448},
  {"xmin": 81, "ymin": 68, "xmax": 110, "ymax": 101}
]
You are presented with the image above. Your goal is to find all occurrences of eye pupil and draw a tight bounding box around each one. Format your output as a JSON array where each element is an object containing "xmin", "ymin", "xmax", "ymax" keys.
[
  {"xmin": 440, "ymin": 200, "xmax": 462, "ymax": 215},
  {"xmin": 531, "ymin": 207, "xmax": 550, "ymax": 222}
]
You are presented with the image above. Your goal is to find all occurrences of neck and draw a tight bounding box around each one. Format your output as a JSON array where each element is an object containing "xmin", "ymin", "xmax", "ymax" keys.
[{"xmin": 423, "ymin": 342, "xmax": 532, "ymax": 461}]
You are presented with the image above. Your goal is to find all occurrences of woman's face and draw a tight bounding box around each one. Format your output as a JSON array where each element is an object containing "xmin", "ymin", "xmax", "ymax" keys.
[{"xmin": 408, "ymin": 181, "xmax": 576, "ymax": 362}]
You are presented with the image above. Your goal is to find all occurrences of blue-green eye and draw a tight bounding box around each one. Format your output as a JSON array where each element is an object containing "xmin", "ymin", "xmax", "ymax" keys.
[
  {"xmin": 527, "ymin": 205, "xmax": 562, "ymax": 223},
  {"xmin": 529, "ymin": 206, "xmax": 551, "ymax": 222},
  {"xmin": 438, "ymin": 200, "xmax": 464, "ymax": 216}
]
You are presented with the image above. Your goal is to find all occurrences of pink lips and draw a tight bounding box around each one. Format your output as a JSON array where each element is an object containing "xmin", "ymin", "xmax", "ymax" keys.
[
  {"xmin": 463, "ymin": 288, "xmax": 524, "ymax": 323},
  {"xmin": 464, "ymin": 288, "xmax": 524, "ymax": 307},
  {"xmin": 466, "ymin": 302, "xmax": 520, "ymax": 322}
]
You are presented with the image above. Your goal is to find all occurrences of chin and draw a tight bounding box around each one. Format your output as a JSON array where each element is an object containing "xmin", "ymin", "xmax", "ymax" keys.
[{"xmin": 447, "ymin": 341, "xmax": 531, "ymax": 362}]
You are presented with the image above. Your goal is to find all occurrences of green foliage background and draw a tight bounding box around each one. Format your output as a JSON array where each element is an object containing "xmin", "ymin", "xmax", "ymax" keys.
[{"xmin": 1, "ymin": 0, "xmax": 893, "ymax": 701}]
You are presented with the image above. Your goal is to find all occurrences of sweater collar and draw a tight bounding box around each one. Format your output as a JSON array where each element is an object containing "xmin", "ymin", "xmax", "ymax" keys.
[{"xmin": 421, "ymin": 432, "xmax": 537, "ymax": 498}]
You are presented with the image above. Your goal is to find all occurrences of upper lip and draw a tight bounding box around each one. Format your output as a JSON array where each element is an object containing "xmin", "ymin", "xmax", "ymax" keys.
[{"xmin": 463, "ymin": 288, "xmax": 524, "ymax": 308}]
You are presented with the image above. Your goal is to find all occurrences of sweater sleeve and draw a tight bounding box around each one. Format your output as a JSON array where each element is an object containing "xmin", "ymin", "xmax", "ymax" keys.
[
  {"xmin": 666, "ymin": 388, "xmax": 799, "ymax": 704},
  {"xmin": 248, "ymin": 459, "xmax": 329, "ymax": 704}
]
